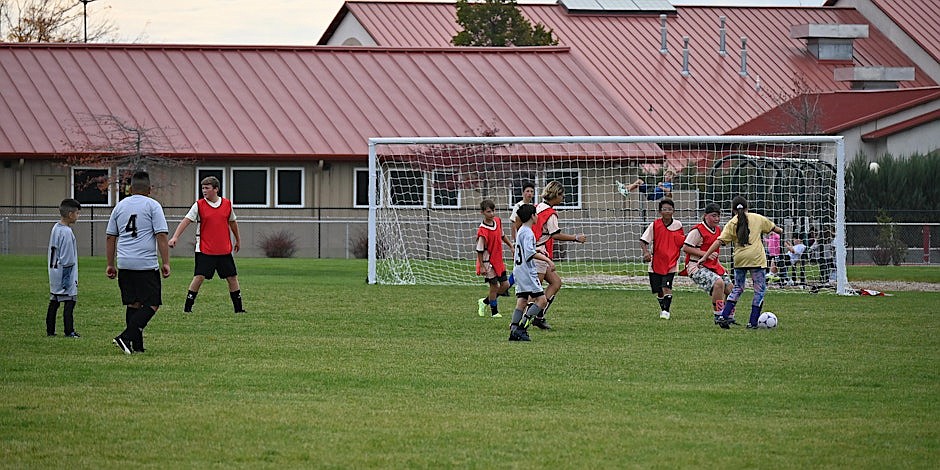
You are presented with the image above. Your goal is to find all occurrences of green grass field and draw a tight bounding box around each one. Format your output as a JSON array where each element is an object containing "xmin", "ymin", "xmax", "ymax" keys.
[{"xmin": 1, "ymin": 256, "xmax": 937, "ymax": 468}]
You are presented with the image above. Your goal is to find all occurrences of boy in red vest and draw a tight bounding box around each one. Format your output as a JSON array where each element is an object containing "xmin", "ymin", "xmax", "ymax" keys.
[
  {"xmin": 682, "ymin": 203, "xmax": 734, "ymax": 324},
  {"xmin": 476, "ymin": 199, "xmax": 513, "ymax": 318},
  {"xmin": 639, "ymin": 198, "xmax": 685, "ymax": 320},
  {"xmin": 168, "ymin": 176, "xmax": 245, "ymax": 314}
]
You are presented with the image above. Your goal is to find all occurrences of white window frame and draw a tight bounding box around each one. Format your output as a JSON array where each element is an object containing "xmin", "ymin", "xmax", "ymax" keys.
[
  {"xmin": 71, "ymin": 166, "xmax": 112, "ymax": 207},
  {"xmin": 386, "ymin": 168, "xmax": 426, "ymax": 209},
  {"xmin": 275, "ymin": 167, "xmax": 305, "ymax": 208},
  {"xmin": 196, "ymin": 167, "xmax": 227, "ymax": 199},
  {"xmin": 353, "ymin": 167, "xmax": 382, "ymax": 208},
  {"xmin": 230, "ymin": 167, "xmax": 270, "ymax": 208},
  {"xmin": 545, "ymin": 168, "xmax": 582, "ymax": 209},
  {"xmin": 430, "ymin": 170, "xmax": 460, "ymax": 209}
]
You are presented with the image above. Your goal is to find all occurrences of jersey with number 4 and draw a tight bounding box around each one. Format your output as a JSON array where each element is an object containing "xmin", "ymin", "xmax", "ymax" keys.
[{"xmin": 106, "ymin": 194, "xmax": 169, "ymax": 270}]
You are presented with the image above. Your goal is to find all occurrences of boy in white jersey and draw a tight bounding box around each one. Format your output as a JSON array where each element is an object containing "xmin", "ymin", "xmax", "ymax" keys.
[
  {"xmin": 46, "ymin": 198, "xmax": 82, "ymax": 337},
  {"xmin": 509, "ymin": 204, "xmax": 554, "ymax": 342},
  {"xmin": 106, "ymin": 171, "xmax": 171, "ymax": 354}
]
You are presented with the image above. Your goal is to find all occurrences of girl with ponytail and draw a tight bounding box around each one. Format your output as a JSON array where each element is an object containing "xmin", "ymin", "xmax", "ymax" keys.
[{"xmin": 695, "ymin": 196, "xmax": 783, "ymax": 329}]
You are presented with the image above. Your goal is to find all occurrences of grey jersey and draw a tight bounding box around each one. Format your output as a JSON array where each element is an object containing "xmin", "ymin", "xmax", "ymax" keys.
[
  {"xmin": 106, "ymin": 194, "xmax": 169, "ymax": 270},
  {"xmin": 513, "ymin": 225, "xmax": 542, "ymax": 294},
  {"xmin": 48, "ymin": 222, "xmax": 78, "ymax": 297}
]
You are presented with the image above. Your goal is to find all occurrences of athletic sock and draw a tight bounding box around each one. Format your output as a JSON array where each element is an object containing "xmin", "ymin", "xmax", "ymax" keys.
[
  {"xmin": 662, "ymin": 294, "xmax": 673, "ymax": 312},
  {"xmin": 749, "ymin": 304, "xmax": 762, "ymax": 327},
  {"xmin": 46, "ymin": 300, "xmax": 60, "ymax": 335},
  {"xmin": 230, "ymin": 290, "xmax": 244, "ymax": 312},
  {"xmin": 62, "ymin": 300, "xmax": 76, "ymax": 334},
  {"xmin": 489, "ymin": 298, "xmax": 499, "ymax": 315},
  {"xmin": 657, "ymin": 296, "xmax": 666, "ymax": 311},
  {"xmin": 541, "ymin": 294, "xmax": 555, "ymax": 318},
  {"xmin": 721, "ymin": 300, "xmax": 736, "ymax": 317},
  {"xmin": 524, "ymin": 302, "xmax": 543, "ymax": 323},
  {"xmin": 184, "ymin": 290, "xmax": 198, "ymax": 312},
  {"xmin": 511, "ymin": 309, "xmax": 524, "ymax": 329}
]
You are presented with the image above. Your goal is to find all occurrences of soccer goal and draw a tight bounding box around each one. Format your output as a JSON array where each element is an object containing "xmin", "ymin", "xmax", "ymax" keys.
[{"xmin": 367, "ymin": 135, "xmax": 851, "ymax": 295}]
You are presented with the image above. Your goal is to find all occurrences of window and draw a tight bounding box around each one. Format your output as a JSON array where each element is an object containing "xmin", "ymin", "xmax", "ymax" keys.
[
  {"xmin": 275, "ymin": 168, "xmax": 304, "ymax": 207},
  {"xmin": 196, "ymin": 167, "xmax": 225, "ymax": 199},
  {"xmin": 387, "ymin": 169, "xmax": 425, "ymax": 208},
  {"xmin": 72, "ymin": 167, "xmax": 110, "ymax": 206},
  {"xmin": 231, "ymin": 168, "xmax": 269, "ymax": 207},
  {"xmin": 545, "ymin": 169, "xmax": 581, "ymax": 209},
  {"xmin": 509, "ymin": 172, "xmax": 538, "ymax": 207},
  {"xmin": 353, "ymin": 168, "xmax": 380, "ymax": 208},
  {"xmin": 431, "ymin": 170, "xmax": 459, "ymax": 208}
]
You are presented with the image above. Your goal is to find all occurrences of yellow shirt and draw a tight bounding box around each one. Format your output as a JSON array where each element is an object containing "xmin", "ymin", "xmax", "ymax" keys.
[{"xmin": 717, "ymin": 212, "xmax": 776, "ymax": 268}]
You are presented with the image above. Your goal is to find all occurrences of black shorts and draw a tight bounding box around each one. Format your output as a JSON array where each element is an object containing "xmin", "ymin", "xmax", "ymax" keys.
[
  {"xmin": 648, "ymin": 272, "xmax": 676, "ymax": 294},
  {"xmin": 194, "ymin": 252, "xmax": 238, "ymax": 279},
  {"xmin": 118, "ymin": 269, "xmax": 162, "ymax": 308},
  {"xmin": 516, "ymin": 291, "xmax": 545, "ymax": 299},
  {"xmin": 485, "ymin": 270, "xmax": 509, "ymax": 285}
]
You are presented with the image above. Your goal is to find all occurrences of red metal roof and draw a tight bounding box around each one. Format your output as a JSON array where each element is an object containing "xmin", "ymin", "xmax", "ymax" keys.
[
  {"xmin": 334, "ymin": 1, "xmax": 936, "ymax": 135},
  {"xmin": 862, "ymin": 108, "xmax": 940, "ymax": 140},
  {"xmin": 870, "ymin": 0, "xmax": 940, "ymax": 64},
  {"xmin": 728, "ymin": 87, "xmax": 940, "ymax": 135},
  {"xmin": 0, "ymin": 43, "xmax": 654, "ymax": 159}
]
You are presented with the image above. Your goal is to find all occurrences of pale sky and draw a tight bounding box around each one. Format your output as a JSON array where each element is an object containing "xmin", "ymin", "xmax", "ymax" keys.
[{"xmin": 96, "ymin": 1, "xmax": 824, "ymax": 46}]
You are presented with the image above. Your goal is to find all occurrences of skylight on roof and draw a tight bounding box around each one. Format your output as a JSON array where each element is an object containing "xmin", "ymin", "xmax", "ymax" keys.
[{"xmin": 560, "ymin": 0, "xmax": 677, "ymax": 13}]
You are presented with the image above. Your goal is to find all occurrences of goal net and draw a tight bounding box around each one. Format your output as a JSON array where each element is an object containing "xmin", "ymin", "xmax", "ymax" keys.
[{"xmin": 367, "ymin": 136, "xmax": 851, "ymax": 295}]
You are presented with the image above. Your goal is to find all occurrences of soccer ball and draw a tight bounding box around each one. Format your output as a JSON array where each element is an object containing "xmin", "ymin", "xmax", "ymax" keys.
[
  {"xmin": 869, "ymin": 161, "xmax": 880, "ymax": 173},
  {"xmin": 757, "ymin": 312, "xmax": 778, "ymax": 329}
]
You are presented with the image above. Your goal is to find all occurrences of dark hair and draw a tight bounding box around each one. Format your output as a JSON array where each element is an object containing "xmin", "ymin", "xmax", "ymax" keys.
[
  {"xmin": 731, "ymin": 196, "xmax": 750, "ymax": 245},
  {"xmin": 130, "ymin": 171, "xmax": 151, "ymax": 193},
  {"xmin": 658, "ymin": 198, "xmax": 675, "ymax": 211},
  {"xmin": 704, "ymin": 203, "xmax": 721, "ymax": 215},
  {"xmin": 58, "ymin": 198, "xmax": 81, "ymax": 217},
  {"xmin": 480, "ymin": 199, "xmax": 495, "ymax": 211},
  {"xmin": 516, "ymin": 203, "xmax": 536, "ymax": 224},
  {"xmin": 522, "ymin": 180, "xmax": 535, "ymax": 191}
]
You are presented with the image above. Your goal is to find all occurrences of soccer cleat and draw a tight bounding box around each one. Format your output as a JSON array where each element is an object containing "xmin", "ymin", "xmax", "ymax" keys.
[
  {"xmin": 477, "ymin": 298, "xmax": 487, "ymax": 317},
  {"xmin": 235, "ymin": 309, "xmax": 247, "ymax": 314},
  {"xmin": 531, "ymin": 317, "xmax": 552, "ymax": 330},
  {"xmin": 746, "ymin": 323, "xmax": 759, "ymax": 329},
  {"xmin": 490, "ymin": 312, "xmax": 503, "ymax": 318},
  {"xmin": 509, "ymin": 329, "xmax": 531, "ymax": 341},
  {"xmin": 660, "ymin": 310, "xmax": 670, "ymax": 320},
  {"xmin": 64, "ymin": 332, "xmax": 81, "ymax": 338},
  {"xmin": 113, "ymin": 336, "xmax": 132, "ymax": 355},
  {"xmin": 716, "ymin": 316, "xmax": 731, "ymax": 329}
]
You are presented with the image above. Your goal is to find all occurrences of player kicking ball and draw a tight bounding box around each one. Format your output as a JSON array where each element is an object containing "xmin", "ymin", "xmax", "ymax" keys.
[{"xmin": 509, "ymin": 204, "xmax": 554, "ymax": 342}]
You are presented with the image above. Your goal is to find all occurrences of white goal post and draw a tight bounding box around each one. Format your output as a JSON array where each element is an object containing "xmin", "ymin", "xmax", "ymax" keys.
[{"xmin": 368, "ymin": 135, "xmax": 851, "ymax": 295}]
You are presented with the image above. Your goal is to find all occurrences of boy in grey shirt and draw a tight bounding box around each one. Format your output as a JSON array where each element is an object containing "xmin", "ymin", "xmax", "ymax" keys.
[{"xmin": 46, "ymin": 199, "xmax": 82, "ymax": 337}]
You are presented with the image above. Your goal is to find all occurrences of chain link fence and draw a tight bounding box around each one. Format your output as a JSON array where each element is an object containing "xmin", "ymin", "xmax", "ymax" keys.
[{"xmin": 2, "ymin": 206, "xmax": 938, "ymax": 264}]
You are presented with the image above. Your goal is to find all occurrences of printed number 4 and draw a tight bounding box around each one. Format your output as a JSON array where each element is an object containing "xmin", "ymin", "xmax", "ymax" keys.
[{"xmin": 124, "ymin": 214, "xmax": 138, "ymax": 237}]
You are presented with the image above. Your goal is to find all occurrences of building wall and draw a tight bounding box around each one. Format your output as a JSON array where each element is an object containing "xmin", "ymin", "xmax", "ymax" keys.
[{"xmin": 324, "ymin": 14, "xmax": 376, "ymax": 46}]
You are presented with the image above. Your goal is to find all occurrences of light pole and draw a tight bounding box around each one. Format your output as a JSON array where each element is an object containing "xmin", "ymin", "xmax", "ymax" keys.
[{"xmin": 78, "ymin": 0, "xmax": 97, "ymax": 43}]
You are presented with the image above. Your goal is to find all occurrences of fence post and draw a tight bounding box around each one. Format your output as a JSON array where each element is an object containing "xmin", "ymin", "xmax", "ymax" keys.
[{"xmin": 924, "ymin": 224, "xmax": 931, "ymax": 264}]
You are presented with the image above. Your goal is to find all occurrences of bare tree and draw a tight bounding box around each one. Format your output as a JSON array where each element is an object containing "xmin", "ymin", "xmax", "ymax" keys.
[
  {"xmin": 0, "ymin": 0, "xmax": 116, "ymax": 42},
  {"xmin": 64, "ymin": 114, "xmax": 191, "ymax": 197},
  {"xmin": 770, "ymin": 74, "xmax": 823, "ymax": 135}
]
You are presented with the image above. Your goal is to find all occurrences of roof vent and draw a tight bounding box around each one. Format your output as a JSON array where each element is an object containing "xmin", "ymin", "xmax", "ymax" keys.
[
  {"xmin": 681, "ymin": 36, "xmax": 691, "ymax": 76},
  {"xmin": 789, "ymin": 24, "xmax": 868, "ymax": 61},
  {"xmin": 834, "ymin": 66, "xmax": 915, "ymax": 90},
  {"xmin": 718, "ymin": 16, "xmax": 727, "ymax": 56},
  {"xmin": 659, "ymin": 14, "xmax": 669, "ymax": 54}
]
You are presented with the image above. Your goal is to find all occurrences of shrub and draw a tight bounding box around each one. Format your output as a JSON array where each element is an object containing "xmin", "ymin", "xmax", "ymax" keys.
[
  {"xmin": 257, "ymin": 230, "xmax": 298, "ymax": 258},
  {"xmin": 874, "ymin": 211, "xmax": 907, "ymax": 266},
  {"xmin": 352, "ymin": 231, "xmax": 387, "ymax": 259}
]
